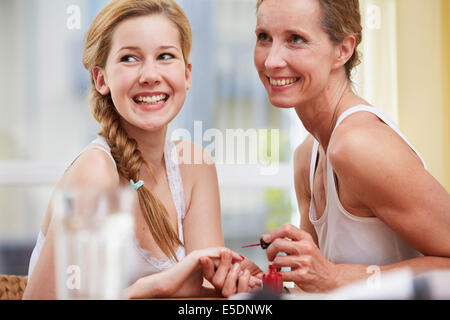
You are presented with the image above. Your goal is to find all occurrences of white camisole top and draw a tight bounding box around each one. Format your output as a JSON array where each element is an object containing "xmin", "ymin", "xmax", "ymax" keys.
[
  {"xmin": 27, "ymin": 136, "xmax": 187, "ymax": 286},
  {"xmin": 309, "ymin": 105, "xmax": 424, "ymax": 266}
]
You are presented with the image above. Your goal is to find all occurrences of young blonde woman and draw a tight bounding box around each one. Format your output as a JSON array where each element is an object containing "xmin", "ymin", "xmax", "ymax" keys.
[
  {"xmin": 253, "ymin": 0, "xmax": 450, "ymax": 292},
  {"xmin": 23, "ymin": 0, "xmax": 259, "ymax": 299}
]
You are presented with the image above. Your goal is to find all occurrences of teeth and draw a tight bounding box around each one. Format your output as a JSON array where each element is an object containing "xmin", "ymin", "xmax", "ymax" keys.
[
  {"xmin": 269, "ymin": 77, "xmax": 299, "ymax": 87},
  {"xmin": 135, "ymin": 94, "xmax": 167, "ymax": 104}
]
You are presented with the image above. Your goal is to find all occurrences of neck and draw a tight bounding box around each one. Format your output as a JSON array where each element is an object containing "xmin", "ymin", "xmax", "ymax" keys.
[
  {"xmin": 120, "ymin": 120, "xmax": 168, "ymax": 175},
  {"xmin": 294, "ymin": 73, "xmax": 359, "ymax": 152}
]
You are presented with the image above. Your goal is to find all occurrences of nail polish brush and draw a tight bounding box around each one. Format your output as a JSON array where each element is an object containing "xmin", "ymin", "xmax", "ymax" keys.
[{"xmin": 241, "ymin": 238, "xmax": 270, "ymax": 249}]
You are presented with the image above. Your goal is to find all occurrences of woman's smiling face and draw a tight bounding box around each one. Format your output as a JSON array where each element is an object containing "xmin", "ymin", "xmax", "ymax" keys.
[
  {"xmin": 95, "ymin": 14, "xmax": 192, "ymax": 132},
  {"xmin": 254, "ymin": 0, "xmax": 338, "ymax": 109}
]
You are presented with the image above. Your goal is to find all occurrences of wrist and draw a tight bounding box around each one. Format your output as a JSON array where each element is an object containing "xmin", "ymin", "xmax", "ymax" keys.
[
  {"xmin": 333, "ymin": 263, "xmax": 369, "ymax": 290},
  {"xmin": 185, "ymin": 250, "xmax": 203, "ymax": 271},
  {"xmin": 327, "ymin": 262, "xmax": 342, "ymax": 291}
]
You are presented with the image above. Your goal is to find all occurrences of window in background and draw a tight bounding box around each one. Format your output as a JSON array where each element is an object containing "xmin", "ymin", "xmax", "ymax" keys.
[
  {"xmin": 169, "ymin": 0, "xmax": 304, "ymax": 269},
  {"xmin": 355, "ymin": 0, "xmax": 398, "ymax": 121}
]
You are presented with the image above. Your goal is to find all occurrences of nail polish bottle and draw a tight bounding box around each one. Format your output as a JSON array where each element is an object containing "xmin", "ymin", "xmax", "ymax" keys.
[{"xmin": 263, "ymin": 265, "xmax": 283, "ymax": 294}]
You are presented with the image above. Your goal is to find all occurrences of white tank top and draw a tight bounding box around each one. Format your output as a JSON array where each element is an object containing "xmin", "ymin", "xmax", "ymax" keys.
[
  {"xmin": 28, "ymin": 136, "xmax": 187, "ymax": 286},
  {"xmin": 309, "ymin": 105, "xmax": 424, "ymax": 266}
]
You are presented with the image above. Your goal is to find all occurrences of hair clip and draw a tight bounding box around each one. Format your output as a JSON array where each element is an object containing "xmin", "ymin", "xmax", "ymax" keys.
[{"xmin": 130, "ymin": 179, "xmax": 144, "ymax": 190}]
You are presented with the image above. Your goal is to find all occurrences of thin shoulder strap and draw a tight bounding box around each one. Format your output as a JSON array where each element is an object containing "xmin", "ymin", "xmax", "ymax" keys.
[
  {"xmin": 65, "ymin": 136, "xmax": 117, "ymax": 173},
  {"xmin": 164, "ymin": 140, "xmax": 186, "ymax": 244},
  {"xmin": 83, "ymin": 136, "xmax": 117, "ymax": 169},
  {"xmin": 309, "ymin": 140, "xmax": 320, "ymax": 196},
  {"xmin": 332, "ymin": 105, "xmax": 427, "ymax": 169}
]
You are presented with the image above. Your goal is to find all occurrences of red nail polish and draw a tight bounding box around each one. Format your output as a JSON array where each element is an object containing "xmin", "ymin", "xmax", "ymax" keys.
[
  {"xmin": 241, "ymin": 238, "xmax": 270, "ymax": 249},
  {"xmin": 263, "ymin": 265, "xmax": 283, "ymax": 294},
  {"xmin": 240, "ymin": 255, "xmax": 245, "ymax": 260}
]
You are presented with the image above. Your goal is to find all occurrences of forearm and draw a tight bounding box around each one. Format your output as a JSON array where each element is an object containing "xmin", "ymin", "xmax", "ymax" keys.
[
  {"xmin": 334, "ymin": 256, "xmax": 450, "ymax": 289},
  {"xmin": 381, "ymin": 255, "xmax": 450, "ymax": 275},
  {"xmin": 124, "ymin": 252, "xmax": 204, "ymax": 299},
  {"xmin": 22, "ymin": 276, "xmax": 57, "ymax": 300},
  {"xmin": 124, "ymin": 273, "xmax": 165, "ymax": 299}
]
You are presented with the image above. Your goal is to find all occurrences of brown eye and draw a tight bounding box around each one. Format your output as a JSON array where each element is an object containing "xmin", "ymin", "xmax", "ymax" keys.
[
  {"xmin": 257, "ymin": 32, "xmax": 270, "ymax": 42},
  {"xmin": 290, "ymin": 34, "xmax": 306, "ymax": 45},
  {"xmin": 120, "ymin": 55, "xmax": 137, "ymax": 62},
  {"xmin": 158, "ymin": 53, "xmax": 175, "ymax": 60}
]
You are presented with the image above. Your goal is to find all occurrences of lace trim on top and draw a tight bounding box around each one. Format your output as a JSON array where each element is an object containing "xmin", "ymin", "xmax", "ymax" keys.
[{"xmin": 131, "ymin": 140, "xmax": 187, "ymax": 268}]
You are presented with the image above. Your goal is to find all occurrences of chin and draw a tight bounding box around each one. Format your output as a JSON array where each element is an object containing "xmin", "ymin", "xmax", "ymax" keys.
[
  {"xmin": 138, "ymin": 113, "xmax": 177, "ymax": 132},
  {"xmin": 268, "ymin": 97, "xmax": 296, "ymax": 109},
  {"xmin": 142, "ymin": 123, "xmax": 168, "ymax": 132}
]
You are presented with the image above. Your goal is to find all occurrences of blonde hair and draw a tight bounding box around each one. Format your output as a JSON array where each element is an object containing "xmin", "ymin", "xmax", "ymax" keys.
[
  {"xmin": 257, "ymin": 0, "xmax": 362, "ymax": 79},
  {"xmin": 82, "ymin": 0, "xmax": 192, "ymax": 261}
]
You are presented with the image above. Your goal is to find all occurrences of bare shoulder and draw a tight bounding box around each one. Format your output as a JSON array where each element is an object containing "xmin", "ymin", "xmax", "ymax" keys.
[
  {"xmin": 294, "ymin": 135, "xmax": 315, "ymax": 166},
  {"xmin": 327, "ymin": 111, "xmax": 426, "ymax": 208},
  {"xmin": 328, "ymin": 111, "xmax": 423, "ymax": 173},
  {"xmin": 293, "ymin": 134, "xmax": 315, "ymax": 193},
  {"xmin": 293, "ymin": 135, "xmax": 319, "ymax": 243},
  {"xmin": 42, "ymin": 149, "xmax": 120, "ymax": 235},
  {"xmin": 326, "ymin": 111, "xmax": 450, "ymax": 256},
  {"xmin": 173, "ymin": 140, "xmax": 216, "ymax": 170},
  {"xmin": 171, "ymin": 140, "xmax": 217, "ymax": 195},
  {"xmin": 62, "ymin": 148, "xmax": 120, "ymax": 188}
]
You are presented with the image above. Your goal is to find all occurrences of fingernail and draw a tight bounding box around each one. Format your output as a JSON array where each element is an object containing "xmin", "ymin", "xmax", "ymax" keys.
[{"xmin": 240, "ymin": 255, "xmax": 245, "ymax": 260}]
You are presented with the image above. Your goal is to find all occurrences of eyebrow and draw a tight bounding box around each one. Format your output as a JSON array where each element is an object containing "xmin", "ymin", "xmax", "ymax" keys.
[
  {"xmin": 159, "ymin": 45, "xmax": 179, "ymax": 50},
  {"xmin": 116, "ymin": 45, "xmax": 179, "ymax": 54},
  {"xmin": 255, "ymin": 26, "xmax": 311, "ymax": 39},
  {"xmin": 285, "ymin": 28, "xmax": 310, "ymax": 37},
  {"xmin": 255, "ymin": 26, "xmax": 266, "ymax": 33},
  {"xmin": 116, "ymin": 46, "xmax": 139, "ymax": 54}
]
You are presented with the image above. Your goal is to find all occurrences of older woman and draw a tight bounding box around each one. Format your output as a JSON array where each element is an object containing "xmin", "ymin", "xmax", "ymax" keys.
[{"xmin": 254, "ymin": 0, "xmax": 450, "ymax": 292}]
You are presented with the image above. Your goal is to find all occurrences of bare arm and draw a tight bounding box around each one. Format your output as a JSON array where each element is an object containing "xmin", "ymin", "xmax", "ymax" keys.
[
  {"xmin": 22, "ymin": 150, "xmax": 120, "ymax": 299},
  {"xmin": 261, "ymin": 120, "xmax": 450, "ymax": 292},
  {"xmin": 149, "ymin": 141, "xmax": 225, "ymax": 297},
  {"xmin": 124, "ymin": 248, "xmax": 244, "ymax": 299},
  {"xmin": 293, "ymin": 135, "xmax": 319, "ymax": 245},
  {"xmin": 331, "ymin": 121, "xmax": 450, "ymax": 256},
  {"xmin": 329, "ymin": 119, "xmax": 450, "ymax": 284},
  {"xmin": 174, "ymin": 142, "xmax": 264, "ymax": 297},
  {"xmin": 181, "ymin": 142, "xmax": 224, "ymax": 251}
]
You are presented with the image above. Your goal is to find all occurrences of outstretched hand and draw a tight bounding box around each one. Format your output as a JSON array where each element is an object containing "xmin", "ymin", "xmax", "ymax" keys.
[
  {"xmin": 199, "ymin": 250, "xmax": 263, "ymax": 297},
  {"xmin": 124, "ymin": 247, "xmax": 245, "ymax": 299}
]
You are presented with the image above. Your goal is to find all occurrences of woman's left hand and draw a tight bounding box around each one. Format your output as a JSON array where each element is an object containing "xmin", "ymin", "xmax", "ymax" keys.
[
  {"xmin": 199, "ymin": 250, "xmax": 262, "ymax": 297},
  {"xmin": 262, "ymin": 224, "xmax": 339, "ymax": 292}
]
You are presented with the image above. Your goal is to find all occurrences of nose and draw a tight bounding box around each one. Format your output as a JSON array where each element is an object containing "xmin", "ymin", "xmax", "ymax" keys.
[
  {"xmin": 139, "ymin": 60, "xmax": 162, "ymax": 86},
  {"xmin": 264, "ymin": 43, "xmax": 287, "ymax": 71}
]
